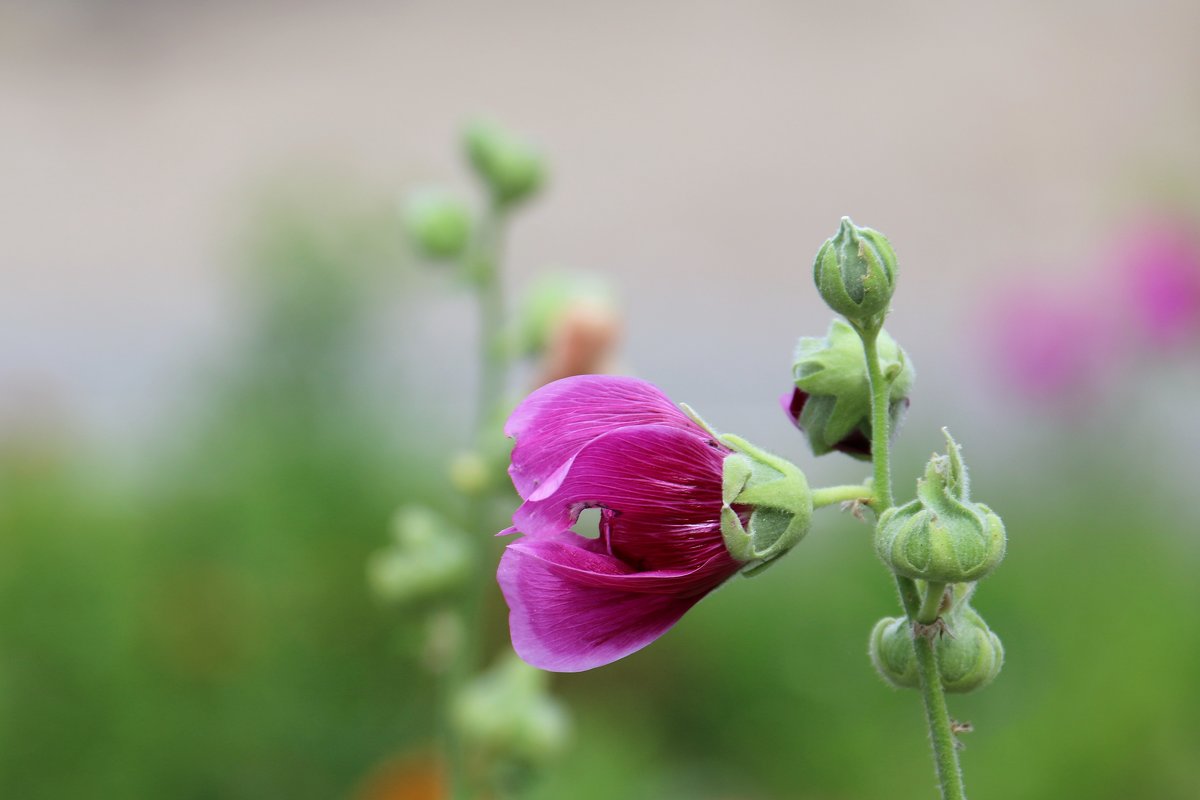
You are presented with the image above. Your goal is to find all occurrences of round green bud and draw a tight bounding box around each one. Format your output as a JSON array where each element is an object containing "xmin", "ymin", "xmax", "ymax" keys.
[
  {"xmin": 937, "ymin": 606, "xmax": 1004, "ymax": 693},
  {"xmin": 869, "ymin": 615, "xmax": 919, "ymax": 689},
  {"xmin": 367, "ymin": 506, "xmax": 471, "ymax": 605},
  {"xmin": 463, "ymin": 120, "xmax": 545, "ymax": 207},
  {"xmin": 402, "ymin": 189, "xmax": 472, "ymax": 260},
  {"xmin": 813, "ymin": 217, "xmax": 898, "ymax": 326},
  {"xmin": 453, "ymin": 653, "xmax": 570, "ymax": 765},
  {"xmin": 869, "ymin": 606, "xmax": 1004, "ymax": 694},
  {"xmin": 875, "ymin": 430, "xmax": 1006, "ymax": 584},
  {"xmin": 787, "ymin": 319, "xmax": 913, "ymax": 460}
]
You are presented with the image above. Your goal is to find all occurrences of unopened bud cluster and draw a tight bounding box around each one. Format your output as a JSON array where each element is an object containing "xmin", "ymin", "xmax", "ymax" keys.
[
  {"xmin": 804, "ymin": 218, "xmax": 1007, "ymax": 698},
  {"xmin": 870, "ymin": 585, "xmax": 1003, "ymax": 693}
]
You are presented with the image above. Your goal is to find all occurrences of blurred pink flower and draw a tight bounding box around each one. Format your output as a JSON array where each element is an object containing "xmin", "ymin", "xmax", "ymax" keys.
[
  {"xmin": 985, "ymin": 288, "xmax": 1110, "ymax": 400},
  {"xmin": 497, "ymin": 375, "xmax": 744, "ymax": 672},
  {"xmin": 1113, "ymin": 216, "xmax": 1200, "ymax": 346}
]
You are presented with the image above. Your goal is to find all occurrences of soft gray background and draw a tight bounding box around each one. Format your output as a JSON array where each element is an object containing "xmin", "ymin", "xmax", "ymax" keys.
[{"xmin": 3, "ymin": 0, "xmax": 1198, "ymax": 479}]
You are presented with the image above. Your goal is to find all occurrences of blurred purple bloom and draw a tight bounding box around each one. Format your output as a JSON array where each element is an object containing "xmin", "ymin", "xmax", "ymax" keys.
[
  {"xmin": 1114, "ymin": 217, "xmax": 1200, "ymax": 346},
  {"xmin": 986, "ymin": 289, "xmax": 1109, "ymax": 399},
  {"xmin": 497, "ymin": 375, "xmax": 743, "ymax": 672}
]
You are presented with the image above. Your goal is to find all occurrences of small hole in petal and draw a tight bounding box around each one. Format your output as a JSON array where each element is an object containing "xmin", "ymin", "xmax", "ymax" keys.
[{"xmin": 572, "ymin": 506, "xmax": 602, "ymax": 539}]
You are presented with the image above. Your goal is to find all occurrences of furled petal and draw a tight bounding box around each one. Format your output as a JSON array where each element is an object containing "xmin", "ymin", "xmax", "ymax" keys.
[
  {"xmin": 497, "ymin": 533, "xmax": 733, "ymax": 672},
  {"xmin": 512, "ymin": 424, "xmax": 731, "ymax": 571},
  {"xmin": 781, "ymin": 387, "xmax": 806, "ymax": 428},
  {"xmin": 506, "ymin": 375, "xmax": 697, "ymax": 498}
]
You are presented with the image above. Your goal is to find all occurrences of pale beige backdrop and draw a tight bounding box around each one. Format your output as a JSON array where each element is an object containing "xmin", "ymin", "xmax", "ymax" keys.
[{"xmin": 3, "ymin": 0, "xmax": 1198, "ymax": 482}]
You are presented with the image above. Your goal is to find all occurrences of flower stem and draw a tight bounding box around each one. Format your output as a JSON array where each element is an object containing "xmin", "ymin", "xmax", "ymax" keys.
[
  {"xmin": 913, "ymin": 633, "xmax": 967, "ymax": 799},
  {"xmin": 811, "ymin": 484, "xmax": 875, "ymax": 510},
  {"xmin": 857, "ymin": 323, "xmax": 966, "ymax": 800},
  {"xmin": 918, "ymin": 582, "xmax": 947, "ymax": 625},
  {"xmin": 858, "ymin": 329, "xmax": 894, "ymax": 509}
]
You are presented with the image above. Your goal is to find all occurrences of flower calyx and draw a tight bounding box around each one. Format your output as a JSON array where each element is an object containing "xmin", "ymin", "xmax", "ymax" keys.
[
  {"xmin": 813, "ymin": 217, "xmax": 897, "ymax": 329},
  {"xmin": 875, "ymin": 429, "xmax": 1005, "ymax": 584},
  {"xmin": 682, "ymin": 406, "xmax": 813, "ymax": 575},
  {"xmin": 785, "ymin": 319, "xmax": 913, "ymax": 460}
]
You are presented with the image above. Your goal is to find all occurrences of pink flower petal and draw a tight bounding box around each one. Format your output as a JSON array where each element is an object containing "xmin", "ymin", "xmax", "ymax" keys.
[
  {"xmin": 498, "ymin": 534, "xmax": 728, "ymax": 672},
  {"xmin": 506, "ymin": 375, "xmax": 697, "ymax": 498},
  {"xmin": 512, "ymin": 424, "xmax": 732, "ymax": 570}
]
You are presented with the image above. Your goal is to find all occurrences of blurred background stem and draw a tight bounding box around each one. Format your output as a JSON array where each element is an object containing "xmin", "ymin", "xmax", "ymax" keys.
[{"xmin": 445, "ymin": 200, "xmax": 511, "ymax": 800}]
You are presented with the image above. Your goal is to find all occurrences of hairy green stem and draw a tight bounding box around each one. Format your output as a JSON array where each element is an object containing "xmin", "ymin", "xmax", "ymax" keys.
[
  {"xmin": 858, "ymin": 324, "xmax": 966, "ymax": 800},
  {"xmin": 913, "ymin": 634, "xmax": 966, "ymax": 798},
  {"xmin": 859, "ymin": 330, "xmax": 895, "ymax": 509},
  {"xmin": 811, "ymin": 484, "xmax": 876, "ymax": 509},
  {"xmin": 918, "ymin": 582, "xmax": 947, "ymax": 625}
]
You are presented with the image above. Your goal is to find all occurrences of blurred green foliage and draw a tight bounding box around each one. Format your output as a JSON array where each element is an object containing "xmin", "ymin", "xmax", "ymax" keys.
[{"xmin": 1, "ymin": 189, "xmax": 1197, "ymax": 798}]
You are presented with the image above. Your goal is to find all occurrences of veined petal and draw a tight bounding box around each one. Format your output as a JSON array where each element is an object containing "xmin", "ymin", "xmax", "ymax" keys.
[
  {"xmin": 497, "ymin": 534, "xmax": 732, "ymax": 672},
  {"xmin": 512, "ymin": 424, "xmax": 732, "ymax": 571},
  {"xmin": 506, "ymin": 375, "xmax": 697, "ymax": 498}
]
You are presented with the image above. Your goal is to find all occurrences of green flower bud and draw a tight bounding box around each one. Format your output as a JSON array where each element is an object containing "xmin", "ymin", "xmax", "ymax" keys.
[
  {"xmin": 813, "ymin": 217, "xmax": 898, "ymax": 327},
  {"xmin": 869, "ymin": 605, "xmax": 1004, "ymax": 694},
  {"xmin": 367, "ymin": 506, "xmax": 471, "ymax": 605},
  {"xmin": 875, "ymin": 430, "xmax": 1006, "ymax": 584},
  {"xmin": 869, "ymin": 615, "xmax": 918, "ymax": 689},
  {"xmin": 786, "ymin": 319, "xmax": 913, "ymax": 460},
  {"xmin": 937, "ymin": 605, "xmax": 1004, "ymax": 693},
  {"xmin": 402, "ymin": 189, "xmax": 472, "ymax": 260},
  {"xmin": 453, "ymin": 653, "xmax": 570, "ymax": 765},
  {"xmin": 463, "ymin": 120, "xmax": 545, "ymax": 207}
]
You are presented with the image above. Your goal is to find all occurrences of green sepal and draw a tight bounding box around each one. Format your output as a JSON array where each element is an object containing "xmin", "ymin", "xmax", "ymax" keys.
[{"xmin": 717, "ymin": 434, "xmax": 813, "ymax": 575}]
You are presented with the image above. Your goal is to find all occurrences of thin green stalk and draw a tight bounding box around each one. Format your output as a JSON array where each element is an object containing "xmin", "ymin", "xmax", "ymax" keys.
[
  {"xmin": 858, "ymin": 324, "xmax": 966, "ymax": 800},
  {"xmin": 811, "ymin": 484, "xmax": 875, "ymax": 509}
]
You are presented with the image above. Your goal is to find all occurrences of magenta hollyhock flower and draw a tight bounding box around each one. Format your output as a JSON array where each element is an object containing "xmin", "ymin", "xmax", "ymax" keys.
[
  {"xmin": 496, "ymin": 375, "xmax": 746, "ymax": 672},
  {"xmin": 1114, "ymin": 217, "xmax": 1200, "ymax": 346}
]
